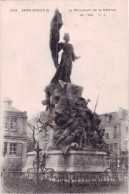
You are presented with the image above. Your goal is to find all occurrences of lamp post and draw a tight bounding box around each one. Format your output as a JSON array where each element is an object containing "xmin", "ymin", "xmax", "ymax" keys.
[
  {"xmin": 34, "ymin": 141, "xmax": 42, "ymax": 191},
  {"xmin": 114, "ymin": 148, "xmax": 118, "ymax": 171}
]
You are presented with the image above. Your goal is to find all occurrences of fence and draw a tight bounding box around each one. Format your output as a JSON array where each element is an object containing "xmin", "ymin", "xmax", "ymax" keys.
[{"xmin": 2, "ymin": 170, "xmax": 128, "ymax": 193}]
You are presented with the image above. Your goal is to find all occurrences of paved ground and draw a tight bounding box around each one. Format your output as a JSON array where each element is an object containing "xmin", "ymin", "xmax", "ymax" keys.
[{"xmin": 1, "ymin": 185, "xmax": 128, "ymax": 194}]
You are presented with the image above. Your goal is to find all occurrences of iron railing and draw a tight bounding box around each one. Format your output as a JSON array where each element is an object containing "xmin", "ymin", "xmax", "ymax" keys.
[{"xmin": 2, "ymin": 170, "xmax": 128, "ymax": 193}]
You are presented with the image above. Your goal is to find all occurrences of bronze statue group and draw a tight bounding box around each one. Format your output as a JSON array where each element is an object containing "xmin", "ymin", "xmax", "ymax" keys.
[{"xmin": 42, "ymin": 9, "xmax": 108, "ymax": 155}]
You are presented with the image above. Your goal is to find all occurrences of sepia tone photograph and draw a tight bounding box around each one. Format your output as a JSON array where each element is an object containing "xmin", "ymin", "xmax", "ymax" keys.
[{"xmin": 1, "ymin": 0, "xmax": 128, "ymax": 193}]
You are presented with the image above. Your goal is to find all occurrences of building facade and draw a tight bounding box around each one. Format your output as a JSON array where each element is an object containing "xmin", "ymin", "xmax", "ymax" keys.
[
  {"xmin": 99, "ymin": 108, "xmax": 128, "ymax": 168},
  {"xmin": 2, "ymin": 98, "xmax": 28, "ymax": 171}
]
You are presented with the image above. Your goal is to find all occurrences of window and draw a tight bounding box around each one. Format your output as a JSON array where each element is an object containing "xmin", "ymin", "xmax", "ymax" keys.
[
  {"xmin": 114, "ymin": 143, "xmax": 118, "ymax": 150},
  {"xmin": 105, "ymin": 133, "xmax": 109, "ymax": 139},
  {"xmin": 105, "ymin": 114, "xmax": 112, "ymax": 122},
  {"xmin": 114, "ymin": 126, "xmax": 117, "ymax": 139},
  {"xmin": 10, "ymin": 118, "xmax": 17, "ymax": 130},
  {"xmin": 125, "ymin": 141, "xmax": 128, "ymax": 150},
  {"xmin": 3, "ymin": 142, "xmax": 7, "ymax": 156},
  {"xmin": 105, "ymin": 115, "xmax": 110, "ymax": 122},
  {"xmin": 126, "ymin": 127, "xmax": 128, "ymax": 133},
  {"xmin": 9, "ymin": 143, "xmax": 17, "ymax": 155},
  {"xmin": 109, "ymin": 143, "xmax": 113, "ymax": 151},
  {"xmin": 3, "ymin": 117, "xmax": 9, "ymax": 129}
]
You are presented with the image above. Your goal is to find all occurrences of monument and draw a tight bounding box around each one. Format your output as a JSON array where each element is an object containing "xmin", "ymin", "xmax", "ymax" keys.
[{"xmin": 24, "ymin": 9, "xmax": 108, "ymax": 172}]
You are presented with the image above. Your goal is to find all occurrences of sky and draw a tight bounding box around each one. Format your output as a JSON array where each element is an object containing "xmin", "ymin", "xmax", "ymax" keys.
[{"xmin": 1, "ymin": 0, "xmax": 128, "ymax": 118}]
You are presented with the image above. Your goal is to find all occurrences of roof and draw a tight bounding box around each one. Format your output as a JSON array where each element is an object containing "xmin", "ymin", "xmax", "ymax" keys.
[
  {"xmin": 3, "ymin": 97, "xmax": 12, "ymax": 103},
  {"xmin": 3, "ymin": 97, "xmax": 23, "ymax": 113},
  {"xmin": 99, "ymin": 112, "xmax": 119, "ymax": 127},
  {"xmin": 99, "ymin": 111, "xmax": 117, "ymax": 116},
  {"xmin": 99, "ymin": 108, "xmax": 128, "ymax": 127},
  {"xmin": 3, "ymin": 103, "xmax": 23, "ymax": 112}
]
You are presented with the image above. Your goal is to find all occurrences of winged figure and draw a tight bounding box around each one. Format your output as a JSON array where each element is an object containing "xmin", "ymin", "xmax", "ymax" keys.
[{"xmin": 50, "ymin": 9, "xmax": 80, "ymax": 83}]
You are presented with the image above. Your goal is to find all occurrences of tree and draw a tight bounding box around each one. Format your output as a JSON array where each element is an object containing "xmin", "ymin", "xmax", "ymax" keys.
[
  {"xmin": 27, "ymin": 111, "xmax": 54, "ymax": 152},
  {"xmin": 27, "ymin": 112, "xmax": 42, "ymax": 144}
]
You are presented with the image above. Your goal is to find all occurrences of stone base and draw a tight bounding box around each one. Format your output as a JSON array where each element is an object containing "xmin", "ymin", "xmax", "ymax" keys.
[
  {"xmin": 22, "ymin": 151, "xmax": 36, "ymax": 172},
  {"xmin": 23, "ymin": 150, "xmax": 108, "ymax": 172},
  {"xmin": 45, "ymin": 150, "xmax": 108, "ymax": 172}
]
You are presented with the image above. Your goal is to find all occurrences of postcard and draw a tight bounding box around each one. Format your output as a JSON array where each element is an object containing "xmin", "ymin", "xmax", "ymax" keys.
[{"xmin": 1, "ymin": 0, "xmax": 128, "ymax": 193}]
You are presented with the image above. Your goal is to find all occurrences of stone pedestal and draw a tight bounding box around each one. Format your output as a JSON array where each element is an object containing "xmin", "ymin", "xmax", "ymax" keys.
[
  {"xmin": 45, "ymin": 150, "xmax": 108, "ymax": 172},
  {"xmin": 22, "ymin": 151, "xmax": 36, "ymax": 172}
]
